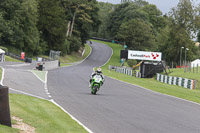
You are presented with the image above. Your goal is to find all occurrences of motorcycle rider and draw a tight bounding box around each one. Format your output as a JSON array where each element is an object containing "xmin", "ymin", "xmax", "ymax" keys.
[{"xmin": 89, "ymin": 68, "xmax": 104, "ymax": 88}]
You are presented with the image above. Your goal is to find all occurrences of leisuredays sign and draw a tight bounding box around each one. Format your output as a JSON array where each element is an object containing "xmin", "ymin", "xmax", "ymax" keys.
[{"xmin": 128, "ymin": 50, "xmax": 162, "ymax": 61}]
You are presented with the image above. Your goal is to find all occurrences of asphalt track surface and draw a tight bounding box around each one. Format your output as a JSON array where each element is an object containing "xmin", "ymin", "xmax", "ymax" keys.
[
  {"xmin": 48, "ymin": 42, "xmax": 200, "ymax": 133},
  {"xmin": 2, "ymin": 42, "xmax": 200, "ymax": 133},
  {"xmin": 1, "ymin": 62, "xmax": 49, "ymax": 99}
]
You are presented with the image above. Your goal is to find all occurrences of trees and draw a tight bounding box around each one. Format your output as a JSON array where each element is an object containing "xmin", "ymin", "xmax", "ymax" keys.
[
  {"xmin": 117, "ymin": 19, "xmax": 155, "ymax": 51},
  {"xmin": 0, "ymin": 0, "xmax": 100, "ymax": 56},
  {"xmin": 106, "ymin": 2, "xmax": 164, "ymax": 51},
  {"xmin": 0, "ymin": 0, "xmax": 40, "ymax": 56},
  {"xmin": 37, "ymin": 0, "xmax": 67, "ymax": 54},
  {"xmin": 96, "ymin": 0, "xmax": 199, "ymax": 63},
  {"xmin": 158, "ymin": 0, "xmax": 199, "ymax": 62},
  {"xmin": 93, "ymin": 2, "xmax": 114, "ymax": 39},
  {"xmin": 60, "ymin": 0, "xmax": 100, "ymax": 53}
]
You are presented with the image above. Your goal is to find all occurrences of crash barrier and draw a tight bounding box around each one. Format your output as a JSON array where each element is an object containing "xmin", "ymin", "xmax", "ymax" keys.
[
  {"xmin": 136, "ymin": 71, "xmax": 141, "ymax": 78},
  {"xmin": 156, "ymin": 73, "xmax": 196, "ymax": 90},
  {"xmin": 36, "ymin": 60, "xmax": 59, "ymax": 70},
  {"xmin": 0, "ymin": 86, "xmax": 11, "ymax": 127},
  {"xmin": 109, "ymin": 65, "xmax": 133, "ymax": 76},
  {"xmin": 6, "ymin": 52, "xmax": 32, "ymax": 63},
  {"xmin": 91, "ymin": 37, "xmax": 121, "ymax": 44}
]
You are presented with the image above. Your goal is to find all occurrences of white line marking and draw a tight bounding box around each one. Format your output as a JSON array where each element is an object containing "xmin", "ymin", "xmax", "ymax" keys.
[
  {"xmin": 94, "ymin": 41, "xmax": 200, "ymax": 106},
  {"xmin": 0, "ymin": 66, "xmax": 5, "ymax": 85},
  {"xmin": 1, "ymin": 65, "xmax": 93, "ymax": 133},
  {"xmin": 9, "ymin": 88, "xmax": 48, "ymax": 100},
  {"xmin": 50, "ymin": 99, "xmax": 93, "ymax": 133},
  {"xmin": 92, "ymin": 41, "xmax": 113, "ymax": 71},
  {"xmin": 99, "ymin": 43, "xmax": 113, "ymax": 68},
  {"xmin": 30, "ymin": 70, "xmax": 46, "ymax": 83},
  {"xmin": 61, "ymin": 43, "xmax": 93, "ymax": 68},
  {"xmin": 44, "ymin": 68, "xmax": 93, "ymax": 132}
]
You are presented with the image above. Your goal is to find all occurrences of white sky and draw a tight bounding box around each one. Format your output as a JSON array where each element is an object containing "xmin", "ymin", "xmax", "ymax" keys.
[{"xmin": 97, "ymin": 0, "xmax": 200, "ymax": 14}]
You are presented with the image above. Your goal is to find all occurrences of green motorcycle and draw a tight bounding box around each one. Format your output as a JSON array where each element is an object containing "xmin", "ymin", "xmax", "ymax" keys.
[{"xmin": 91, "ymin": 75, "xmax": 103, "ymax": 95}]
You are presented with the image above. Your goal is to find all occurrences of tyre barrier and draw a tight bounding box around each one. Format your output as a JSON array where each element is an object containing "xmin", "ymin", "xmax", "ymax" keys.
[
  {"xmin": 156, "ymin": 73, "xmax": 196, "ymax": 90},
  {"xmin": 109, "ymin": 65, "xmax": 133, "ymax": 76},
  {"xmin": 136, "ymin": 71, "xmax": 141, "ymax": 78}
]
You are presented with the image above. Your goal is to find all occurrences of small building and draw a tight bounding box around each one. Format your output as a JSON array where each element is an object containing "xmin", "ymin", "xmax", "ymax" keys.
[
  {"xmin": 0, "ymin": 49, "xmax": 5, "ymax": 62},
  {"xmin": 191, "ymin": 59, "xmax": 200, "ymax": 67}
]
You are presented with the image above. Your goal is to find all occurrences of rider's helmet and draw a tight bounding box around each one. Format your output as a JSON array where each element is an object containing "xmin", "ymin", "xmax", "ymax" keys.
[{"xmin": 96, "ymin": 68, "xmax": 102, "ymax": 74}]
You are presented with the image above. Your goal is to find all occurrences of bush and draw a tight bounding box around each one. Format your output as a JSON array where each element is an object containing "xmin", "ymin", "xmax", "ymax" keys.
[
  {"xmin": 0, "ymin": 46, "xmax": 8, "ymax": 53},
  {"xmin": 68, "ymin": 36, "xmax": 82, "ymax": 53},
  {"xmin": 127, "ymin": 59, "xmax": 137, "ymax": 67}
]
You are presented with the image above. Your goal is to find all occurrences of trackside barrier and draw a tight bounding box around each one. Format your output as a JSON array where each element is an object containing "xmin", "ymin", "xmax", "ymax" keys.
[
  {"xmin": 109, "ymin": 65, "xmax": 133, "ymax": 76},
  {"xmin": 36, "ymin": 60, "xmax": 59, "ymax": 70},
  {"xmin": 156, "ymin": 73, "xmax": 196, "ymax": 90},
  {"xmin": 136, "ymin": 71, "xmax": 141, "ymax": 78}
]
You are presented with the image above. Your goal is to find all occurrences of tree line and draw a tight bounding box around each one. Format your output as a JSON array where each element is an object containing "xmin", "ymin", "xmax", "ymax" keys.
[
  {"xmin": 93, "ymin": 0, "xmax": 200, "ymax": 64},
  {"xmin": 0, "ymin": 0, "xmax": 100, "ymax": 56}
]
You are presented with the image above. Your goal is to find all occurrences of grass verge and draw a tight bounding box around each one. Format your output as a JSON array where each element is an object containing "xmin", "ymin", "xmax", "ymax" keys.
[
  {"xmin": 59, "ymin": 44, "xmax": 91, "ymax": 66},
  {"xmin": 91, "ymin": 39, "xmax": 200, "ymax": 103},
  {"xmin": 5, "ymin": 56, "xmax": 23, "ymax": 62},
  {"xmin": 0, "ymin": 94, "xmax": 87, "ymax": 132},
  {"xmin": 31, "ymin": 70, "xmax": 47, "ymax": 83},
  {"xmin": 8, "ymin": 94, "xmax": 87, "ymax": 133},
  {"xmin": 0, "ymin": 68, "xmax": 87, "ymax": 132},
  {"xmin": 168, "ymin": 68, "xmax": 200, "ymax": 89}
]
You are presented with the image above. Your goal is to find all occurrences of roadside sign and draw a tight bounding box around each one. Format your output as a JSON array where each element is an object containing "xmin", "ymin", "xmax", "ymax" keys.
[
  {"xmin": 128, "ymin": 50, "xmax": 162, "ymax": 61},
  {"xmin": 21, "ymin": 52, "xmax": 25, "ymax": 60},
  {"xmin": 124, "ymin": 45, "xmax": 127, "ymax": 49}
]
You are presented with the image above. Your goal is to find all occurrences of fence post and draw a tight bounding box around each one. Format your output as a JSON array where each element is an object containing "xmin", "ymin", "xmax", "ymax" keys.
[
  {"xmin": 193, "ymin": 64, "xmax": 195, "ymax": 73},
  {"xmin": 0, "ymin": 86, "xmax": 11, "ymax": 127}
]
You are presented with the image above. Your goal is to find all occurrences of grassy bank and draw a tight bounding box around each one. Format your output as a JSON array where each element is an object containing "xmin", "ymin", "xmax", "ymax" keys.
[
  {"xmin": 168, "ymin": 68, "xmax": 200, "ymax": 89},
  {"xmin": 0, "ymin": 94, "xmax": 87, "ymax": 133},
  {"xmin": 0, "ymin": 66, "xmax": 87, "ymax": 132},
  {"xmin": 92, "ymin": 39, "xmax": 200, "ymax": 103},
  {"xmin": 168, "ymin": 68, "xmax": 200, "ymax": 80},
  {"xmin": 5, "ymin": 56, "xmax": 23, "ymax": 62},
  {"xmin": 60, "ymin": 44, "xmax": 91, "ymax": 66}
]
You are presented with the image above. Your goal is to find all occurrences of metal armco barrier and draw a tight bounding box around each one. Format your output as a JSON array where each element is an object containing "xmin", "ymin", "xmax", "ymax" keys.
[
  {"xmin": 109, "ymin": 65, "xmax": 133, "ymax": 76},
  {"xmin": 0, "ymin": 86, "xmax": 11, "ymax": 127},
  {"xmin": 157, "ymin": 73, "xmax": 196, "ymax": 90}
]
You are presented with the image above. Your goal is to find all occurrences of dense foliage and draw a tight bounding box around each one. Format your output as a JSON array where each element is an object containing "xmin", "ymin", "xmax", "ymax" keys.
[
  {"xmin": 94, "ymin": 0, "xmax": 200, "ymax": 64},
  {"xmin": 0, "ymin": 0, "xmax": 200, "ymax": 63},
  {"xmin": 0, "ymin": 0, "xmax": 100, "ymax": 56}
]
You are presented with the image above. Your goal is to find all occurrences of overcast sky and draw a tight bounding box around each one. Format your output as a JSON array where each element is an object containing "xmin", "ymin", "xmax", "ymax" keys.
[{"xmin": 97, "ymin": 0, "xmax": 200, "ymax": 14}]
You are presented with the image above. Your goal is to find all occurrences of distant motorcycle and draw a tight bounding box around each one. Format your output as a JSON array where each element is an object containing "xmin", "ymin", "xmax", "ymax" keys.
[{"xmin": 90, "ymin": 75, "xmax": 103, "ymax": 95}]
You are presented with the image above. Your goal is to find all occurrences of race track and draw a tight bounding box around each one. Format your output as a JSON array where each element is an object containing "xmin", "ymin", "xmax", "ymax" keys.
[{"xmin": 48, "ymin": 41, "xmax": 200, "ymax": 133}]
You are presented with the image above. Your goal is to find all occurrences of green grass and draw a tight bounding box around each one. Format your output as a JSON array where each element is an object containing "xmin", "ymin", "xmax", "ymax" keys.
[
  {"xmin": 92, "ymin": 39, "xmax": 200, "ymax": 103},
  {"xmin": 31, "ymin": 70, "xmax": 47, "ymax": 82},
  {"xmin": 5, "ymin": 56, "xmax": 23, "ymax": 62},
  {"xmin": 169, "ymin": 68, "xmax": 200, "ymax": 80},
  {"xmin": 0, "ymin": 67, "xmax": 87, "ymax": 132},
  {"xmin": 32, "ymin": 55, "xmax": 49, "ymax": 61},
  {"xmin": 7, "ymin": 94, "xmax": 87, "ymax": 133},
  {"xmin": 168, "ymin": 68, "xmax": 200, "ymax": 89},
  {"xmin": 59, "ymin": 44, "xmax": 91, "ymax": 66},
  {"xmin": 0, "ymin": 124, "xmax": 19, "ymax": 132}
]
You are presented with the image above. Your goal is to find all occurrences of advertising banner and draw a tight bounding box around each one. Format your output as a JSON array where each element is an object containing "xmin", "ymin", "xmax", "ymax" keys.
[
  {"xmin": 21, "ymin": 52, "xmax": 25, "ymax": 60},
  {"xmin": 128, "ymin": 50, "xmax": 162, "ymax": 61}
]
